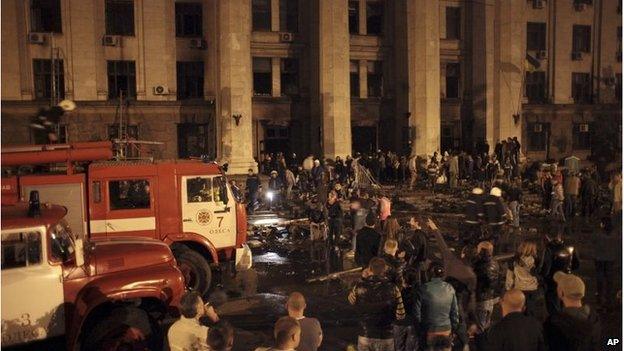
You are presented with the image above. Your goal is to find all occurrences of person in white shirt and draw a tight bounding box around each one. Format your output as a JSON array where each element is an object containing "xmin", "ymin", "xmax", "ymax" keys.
[
  {"xmin": 255, "ymin": 316, "xmax": 301, "ymax": 351},
  {"xmin": 168, "ymin": 291, "xmax": 219, "ymax": 351}
]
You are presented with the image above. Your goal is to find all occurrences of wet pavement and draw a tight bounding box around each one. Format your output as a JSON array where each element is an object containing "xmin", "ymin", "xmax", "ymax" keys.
[{"xmin": 7, "ymin": 186, "xmax": 622, "ymax": 350}]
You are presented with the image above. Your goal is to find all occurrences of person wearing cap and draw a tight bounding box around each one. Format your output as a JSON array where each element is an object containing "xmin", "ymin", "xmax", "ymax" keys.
[
  {"xmin": 464, "ymin": 187, "xmax": 485, "ymax": 245},
  {"xmin": 414, "ymin": 262, "xmax": 459, "ymax": 349},
  {"xmin": 482, "ymin": 187, "xmax": 507, "ymax": 242},
  {"xmin": 543, "ymin": 272, "xmax": 601, "ymax": 351},
  {"xmin": 483, "ymin": 289, "xmax": 545, "ymax": 351},
  {"xmin": 541, "ymin": 232, "xmax": 580, "ymax": 315}
]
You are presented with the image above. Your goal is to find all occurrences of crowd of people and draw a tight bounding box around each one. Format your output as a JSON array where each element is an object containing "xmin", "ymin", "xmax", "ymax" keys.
[{"xmin": 163, "ymin": 138, "xmax": 621, "ymax": 351}]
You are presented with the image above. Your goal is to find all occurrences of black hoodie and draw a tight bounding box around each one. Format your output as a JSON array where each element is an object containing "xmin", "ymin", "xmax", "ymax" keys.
[{"xmin": 543, "ymin": 305, "xmax": 602, "ymax": 351}]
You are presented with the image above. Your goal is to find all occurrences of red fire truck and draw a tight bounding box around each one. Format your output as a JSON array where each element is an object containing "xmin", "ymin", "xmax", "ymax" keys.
[
  {"xmin": 2, "ymin": 141, "xmax": 251, "ymax": 295},
  {"xmin": 1, "ymin": 193, "xmax": 185, "ymax": 350}
]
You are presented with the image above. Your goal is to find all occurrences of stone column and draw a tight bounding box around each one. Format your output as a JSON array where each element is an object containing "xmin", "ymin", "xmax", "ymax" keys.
[
  {"xmin": 468, "ymin": 0, "xmax": 495, "ymax": 148},
  {"xmin": 407, "ymin": 0, "xmax": 441, "ymax": 157},
  {"xmin": 493, "ymin": 0, "xmax": 524, "ymax": 143},
  {"xmin": 216, "ymin": 0, "xmax": 257, "ymax": 174},
  {"xmin": 271, "ymin": 57, "xmax": 281, "ymax": 97},
  {"xmin": 318, "ymin": 0, "xmax": 352, "ymax": 159}
]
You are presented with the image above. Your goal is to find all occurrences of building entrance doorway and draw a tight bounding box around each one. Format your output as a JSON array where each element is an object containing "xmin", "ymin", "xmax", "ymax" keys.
[{"xmin": 352, "ymin": 126, "xmax": 377, "ymax": 154}]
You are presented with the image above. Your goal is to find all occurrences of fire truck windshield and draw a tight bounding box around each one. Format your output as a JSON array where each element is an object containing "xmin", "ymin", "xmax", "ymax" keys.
[{"xmin": 50, "ymin": 219, "xmax": 75, "ymax": 263}]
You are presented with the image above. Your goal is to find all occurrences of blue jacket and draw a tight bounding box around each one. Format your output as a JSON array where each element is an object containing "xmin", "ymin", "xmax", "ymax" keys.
[{"xmin": 414, "ymin": 278, "xmax": 459, "ymax": 332}]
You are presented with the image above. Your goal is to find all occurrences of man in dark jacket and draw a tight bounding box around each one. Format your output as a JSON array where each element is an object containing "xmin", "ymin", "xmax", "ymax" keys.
[
  {"xmin": 541, "ymin": 233, "xmax": 580, "ymax": 315},
  {"xmin": 355, "ymin": 214, "xmax": 381, "ymax": 268},
  {"xmin": 482, "ymin": 187, "xmax": 507, "ymax": 242},
  {"xmin": 473, "ymin": 241, "xmax": 502, "ymax": 333},
  {"xmin": 348, "ymin": 257, "xmax": 405, "ymax": 351},
  {"xmin": 580, "ymin": 172, "xmax": 597, "ymax": 218},
  {"xmin": 245, "ymin": 169, "xmax": 261, "ymax": 213},
  {"xmin": 484, "ymin": 289, "xmax": 545, "ymax": 351},
  {"xmin": 414, "ymin": 262, "xmax": 459, "ymax": 349},
  {"xmin": 543, "ymin": 272, "xmax": 601, "ymax": 351},
  {"xmin": 399, "ymin": 217, "xmax": 428, "ymax": 284},
  {"xmin": 464, "ymin": 188, "xmax": 485, "ymax": 245}
]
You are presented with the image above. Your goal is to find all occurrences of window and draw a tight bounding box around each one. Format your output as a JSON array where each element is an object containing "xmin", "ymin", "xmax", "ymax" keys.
[
  {"xmin": 279, "ymin": 0, "xmax": 298, "ymax": 32},
  {"xmin": 177, "ymin": 62, "xmax": 204, "ymax": 99},
  {"xmin": 280, "ymin": 58, "xmax": 299, "ymax": 96},
  {"xmin": 212, "ymin": 176, "xmax": 229, "ymax": 204},
  {"xmin": 350, "ymin": 61, "xmax": 360, "ymax": 97},
  {"xmin": 253, "ymin": 57, "xmax": 272, "ymax": 96},
  {"xmin": 1, "ymin": 231, "xmax": 42, "ymax": 270},
  {"xmin": 445, "ymin": 63, "xmax": 460, "ymax": 99},
  {"xmin": 107, "ymin": 60, "xmax": 136, "ymax": 100},
  {"xmin": 175, "ymin": 2, "xmax": 202, "ymax": 37},
  {"xmin": 30, "ymin": 0, "xmax": 62, "ymax": 33},
  {"xmin": 109, "ymin": 179, "xmax": 150, "ymax": 210},
  {"xmin": 572, "ymin": 123, "xmax": 591, "ymax": 150},
  {"xmin": 49, "ymin": 220, "xmax": 75, "ymax": 263},
  {"xmin": 33, "ymin": 59, "xmax": 64, "ymax": 100},
  {"xmin": 525, "ymin": 71, "xmax": 546, "ymax": 103},
  {"xmin": 572, "ymin": 25, "xmax": 591, "ymax": 53},
  {"xmin": 187, "ymin": 177, "xmax": 213, "ymax": 202},
  {"xmin": 252, "ymin": 0, "xmax": 271, "ymax": 31},
  {"xmin": 527, "ymin": 22, "xmax": 546, "ymax": 51},
  {"xmin": 349, "ymin": 1, "xmax": 359, "ymax": 34},
  {"xmin": 445, "ymin": 7, "xmax": 461, "ymax": 40},
  {"xmin": 106, "ymin": 0, "xmax": 134, "ymax": 36},
  {"xmin": 367, "ymin": 61, "xmax": 383, "ymax": 97},
  {"xmin": 571, "ymin": 72, "xmax": 591, "ymax": 104},
  {"xmin": 108, "ymin": 124, "xmax": 138, "ymax": 140},
  {"xmin": 366, "ymin": 1, "xmax": 383, "ymax": 35},
  {"xmin": 527, "ymin": 123, "xmax": 547, "ymax": 151}
]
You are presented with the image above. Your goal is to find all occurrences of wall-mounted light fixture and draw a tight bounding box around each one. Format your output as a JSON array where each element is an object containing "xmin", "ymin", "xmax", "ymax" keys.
[{"xmin": 233, "ymin": 114, "xmax": 242, "ymax": 126}]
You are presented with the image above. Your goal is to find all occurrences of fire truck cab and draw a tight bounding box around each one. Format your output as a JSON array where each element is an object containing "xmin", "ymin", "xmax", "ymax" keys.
[
  {"xmin": 2, "ymin": 142, "xmax": 252, "ymax": 295},
  {"xmin": 1, "ymin": 193, "xmax": 185, "ymax": 350}
]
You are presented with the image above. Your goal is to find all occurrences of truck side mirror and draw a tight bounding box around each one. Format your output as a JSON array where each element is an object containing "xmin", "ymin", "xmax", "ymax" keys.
[{"xmin": 75, "ymin": 238, "xmax": 85, "ymax": 267}]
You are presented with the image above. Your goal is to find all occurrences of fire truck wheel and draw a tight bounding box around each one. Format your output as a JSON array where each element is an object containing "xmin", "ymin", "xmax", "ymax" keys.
[
  {"xmin": 80, "ymin": 306, "xmax": 159, "ymax": 351},
  {"xmin": 176, "ymin": 248, "xmax": 212, "ymax": 295}
]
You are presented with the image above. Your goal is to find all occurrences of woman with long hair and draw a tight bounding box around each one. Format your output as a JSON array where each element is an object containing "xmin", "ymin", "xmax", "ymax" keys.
[
  {"xmin": 505, "ymin": 240, "xmax": 543, "ymax": 319},
  {"xmin": 380, "ymin": 217, "xmax": 402, "ymax": 253}
]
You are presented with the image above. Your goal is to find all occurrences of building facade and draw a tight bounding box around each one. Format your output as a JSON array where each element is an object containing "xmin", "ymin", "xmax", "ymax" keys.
[{"xmin": 1, "ymin": 0, "xmax": 621, "ymax": 173}]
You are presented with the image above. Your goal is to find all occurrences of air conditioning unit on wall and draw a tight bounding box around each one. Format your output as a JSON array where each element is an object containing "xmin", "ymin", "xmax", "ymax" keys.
[
  {"xmin": 153, "ymin": 85, "xmax": 169, "ymax": 95},
  {"xmin": 189, "ymin": 38, "xmax": 207, "ymax": 50},
  {"xmin": 102, "ymin": 35, "xmax": 120, "ymax": 47},
  {"xmin": 579, "ymin": 123, "xmax": 589, "ymax": 132},
  {"xmin": 533, "ymin": 123, "xmax": 543, "ymax": 132},
  {"xmin": 280, "ymin": 32, "xmax": 294, "ymax": 43},
  {"xmin": 28, "ymin": 33, "xmax": 46, "ymax": 45}
]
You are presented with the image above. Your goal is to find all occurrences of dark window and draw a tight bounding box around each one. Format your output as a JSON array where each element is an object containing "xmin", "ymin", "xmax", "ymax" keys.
[
  {"xmin": 30, "ymin": 0, "xmax": 62, "ymax": 33},
  {"xmin": 527, "ymin": 22, "xmax": 546, "ymax": 51},
  {"xmin": 33, "ymin": 59, "xmax": 65, "ymax": 100},
  {"xmin": 175, "ymin": 2, "xmax": 202, "ymax": 37},
  {"xmin": 527, "ymin": 123, "xmax": 547, "ymax": 151},
  {"xmin": 280, "ymin": 58, "xmax": 299, "ymax": 96},
  {"xmin": 572, "ymin": 123, "xmax": 591, "ymax": 150},
  {"xmin": 617, "ymin": 27, "xmax": 622, "ymax": 60},
  {"xmin": 445, "ymin": 7, "xmax": 461, "ymax": 40},
  {"xmin": 107, "ymin": 60, "xmax": 136, "ymax": 99},
  {"xmin": 1, "ymin": 231, "xmax": 42, "ymax": 270},
  {"xmin": 279, "ymin": 0, "xmax": 298, "ymax": 32},
  {"xmin": 109, "ymin": 179, "xmax": 150, "ymax": 210},
  {"xmin": 571, "ymin": 72, "xmax": 591, "ymax": 104},
  {"xmin": 186, "ymin": 177, "xmax": 213, "ymax": 203},
  {"xmin": 350, "ymin": 60, "xmax": 359, "ymax": 97},
  {"xmin": 349, "ymin": 1, "xmax": 359, "ymax": 34},
  {"xmin": 177, "ymin": 62, "xmax": 204, "ymax": 99},
  {"xmin": 252, "ymin": 0, "xmax": 271, "ymax": 31},
  {"xmin": 253, "ymin": 57, "xmax": 272, "ymax": 96},
  {"xmin": 572, "ymin": 25, "xmax": 591, "ymax": 53},
  {"xmin": 106, "ymin": 0, "xmax": 134, "ymax": 36},
  {"xmin": 525, "ymin": 71, "xmax": 546, "ymax": 103},
  {"xmin": 366, "ymin": 1, "xmax": 383, "ymax": 35},
  {"xmin": 367, "ymin": 61, "xmax": 383, "ymax": 97},
  {"xmin": 445, "ymin": 63, "xmax": 460, "ymax": 99}
]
